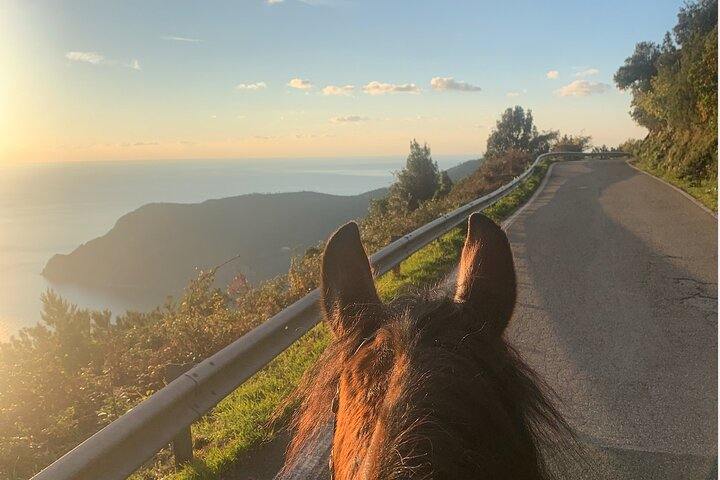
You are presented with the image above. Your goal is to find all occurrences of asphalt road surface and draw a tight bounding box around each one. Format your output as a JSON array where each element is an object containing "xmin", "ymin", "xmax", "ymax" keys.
[
  {"xmin": 505, "ymin": 159, "xmax": 717, "ymax": 479},
  {"xmin": 232, "ymin": 159, "xmax": 717, "ymax": 480}
]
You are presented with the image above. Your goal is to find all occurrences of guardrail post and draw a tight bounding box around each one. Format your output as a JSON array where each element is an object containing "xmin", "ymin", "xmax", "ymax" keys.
[
  {"xmin": 391, "ymin": 236, "xmax": 401, "ymax": 275},
  {"xmin": 164, "ymin": 363, "xmax": 196, "ymax": 467}
]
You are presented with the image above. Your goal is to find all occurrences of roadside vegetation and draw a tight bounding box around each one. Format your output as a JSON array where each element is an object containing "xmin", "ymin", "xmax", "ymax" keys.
[
  {"xmin": 615, "ymin": 0, "xmax": 717, "ymax": 212},
  {"xmin": 0, "ymin": 106, "xmax": 577, "ymax": 479}
]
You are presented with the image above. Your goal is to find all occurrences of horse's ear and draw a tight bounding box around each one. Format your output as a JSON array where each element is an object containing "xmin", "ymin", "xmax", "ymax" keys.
[
  {"xmin": 454, "ymin": 213, "xmax": 516, "ymax": 333},
  {"xmin": 321, "ymin": 222, "xmax": 381, "ymax": 338}
]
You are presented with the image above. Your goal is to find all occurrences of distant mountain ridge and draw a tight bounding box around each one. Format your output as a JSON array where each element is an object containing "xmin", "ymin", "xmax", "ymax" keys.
[{"xmin": 42, "ymin": 159, "xmax": 481, "ymax": 300}]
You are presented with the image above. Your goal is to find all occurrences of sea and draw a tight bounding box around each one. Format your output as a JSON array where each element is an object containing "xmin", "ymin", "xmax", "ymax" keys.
[{"xmin": 0, "ymin": 155, "xmax": 473, "ymax": 341}]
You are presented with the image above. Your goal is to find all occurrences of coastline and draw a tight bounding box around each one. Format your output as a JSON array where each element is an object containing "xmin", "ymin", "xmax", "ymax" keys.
[{"xmin": 0, "ymin": 156, "xmax": 479, "ymax": 340}]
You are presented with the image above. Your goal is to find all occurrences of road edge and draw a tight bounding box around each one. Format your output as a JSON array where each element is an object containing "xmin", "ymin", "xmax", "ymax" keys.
[
  {"xmin": 503, "ymin": 161, "xmax": 558, "ymax": 231},
  {"xmin": 626, "ymin": 160, "xmax": 717, "ymax": 219}
]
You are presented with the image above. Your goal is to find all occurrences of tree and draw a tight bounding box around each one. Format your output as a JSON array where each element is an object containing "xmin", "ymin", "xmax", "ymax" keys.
[
  {"xmin": 435, "ymin": 170, "xmax": 453, "ymax": 199},
  {"xmin": 552, "ymin": 134, "xmax": 592, "ymax": 153},
  {"xmin": 485, "ymin": 106, "xmax": 557, "ymax": 158},
  {"xmin": 389, "ymin": 140, "xmax": 440, "ymax": 211},
  {"xmin": 613, "ymin": 0, "xmax": 717, "ymax": 182},
  {"xmin": 674, "ymin": 0, "xmax": 718, "ymax": 46},
  {"xmin": 619, "ymin": 139, "xmax": 643, "ymax": 154},
  {"xmin": 614, "ymin": 0, "xmax": 717, "ymax": 132},
  {"xmin": 614, "ymin": 41, "xmax": 661, "ymax": 93}
]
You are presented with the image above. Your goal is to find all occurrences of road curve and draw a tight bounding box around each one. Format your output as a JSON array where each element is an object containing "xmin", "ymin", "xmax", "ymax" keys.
[
  {"xmin": 234, "ymin": 159, "xmax": 717, "ymax": 480},
  {"xmin": 506, "ymin": 159, "xmax": 717, "ymax": 479}
]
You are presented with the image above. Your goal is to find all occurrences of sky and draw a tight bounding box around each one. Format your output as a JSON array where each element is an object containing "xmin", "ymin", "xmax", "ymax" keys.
[{"xmin": 0, "ymin": 0, "xmax": 687, "ymax": 163}]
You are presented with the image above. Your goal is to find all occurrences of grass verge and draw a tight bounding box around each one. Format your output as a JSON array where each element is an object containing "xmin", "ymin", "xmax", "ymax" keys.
[
  {"xmin": 630, "ymin": 159, "xmax": 717, "ymax": 213},
  {"xmin": 141, "ymin": 160, "xmax": 551, "ymax": 480}
]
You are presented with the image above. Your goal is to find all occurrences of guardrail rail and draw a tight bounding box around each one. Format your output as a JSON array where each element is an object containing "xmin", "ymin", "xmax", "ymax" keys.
[{"xmin": 32, "ymin": 152, "xmax": 630, "ymax": 480}]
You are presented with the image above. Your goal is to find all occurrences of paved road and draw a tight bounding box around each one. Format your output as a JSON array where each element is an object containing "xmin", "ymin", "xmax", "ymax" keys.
[
  {"xmin": 233, "ymin": 159, "xmax": 717, "ymax": 480},
  {"xmin": 505, "ymin": 159, "xmax": 717, "ymax": 479}
]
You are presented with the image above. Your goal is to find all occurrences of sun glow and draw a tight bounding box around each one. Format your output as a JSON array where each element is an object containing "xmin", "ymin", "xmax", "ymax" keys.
[{"xmin": 0, "ymin": 6, "xmax": 13, "ymax": 162}]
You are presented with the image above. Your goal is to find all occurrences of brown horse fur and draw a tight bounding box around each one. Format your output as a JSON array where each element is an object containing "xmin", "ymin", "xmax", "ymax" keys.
[{"xmin": 282, "ymin": 214, "xmax": 576, "ymax": 479}]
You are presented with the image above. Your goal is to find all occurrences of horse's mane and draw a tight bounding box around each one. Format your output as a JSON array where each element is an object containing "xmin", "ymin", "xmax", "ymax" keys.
[{"xmin": 281, "ymin": 284, "xmax": 578, "ymax": 479}]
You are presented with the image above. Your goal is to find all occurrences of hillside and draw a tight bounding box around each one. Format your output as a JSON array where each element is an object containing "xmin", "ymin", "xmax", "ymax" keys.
[
  {"xmin": 446, "ymin": 158, "xmax": 481, "ymax": 181},
  {"xmin": 43, "ymin": 191, "xmax": 377, "ymax": 294},
  {"xmin": 42, "ymin": 159, "xmax": 481, "ymax": 297}
]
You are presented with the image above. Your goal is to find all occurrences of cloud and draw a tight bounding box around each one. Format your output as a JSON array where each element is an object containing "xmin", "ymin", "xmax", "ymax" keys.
[
  {"xmin": 575, "ymin": 68, "xmax": 599, "ymax": 77},
  {"xmin": 267, "ymin": 0, "xmax": 285, "ymax": 4},
  {"xmin": 322, "ymin": 84, "xmax": 355, "ymax": 96},
  {"xmin": 66, "ymin": 51, "xmax": 140, "ymax": 70},
  {"xmin": 556, "ymin": 80, "xmax": 611, "ymax": 97},
  {"xmin": 161, "ymin": 35, "xmax": 202, "ymax": 43},
  {"xmin": 66, "ymin": 51, "xmax": 105, "ymax": 65},
  {"xmin": 362, "ymin": 81, "xmax": 420, "ymax": 95},
  {"xmin": 330, "ymin": 115, "xmax": 368, "ymax": 123},
  {"xmin": 546, "ymin": 70, "xmax": 560, "ymax": 79},
  {"xmin": 288, "ymin": 78, "xmax": 313, "ymax": 89},
  {"xmin": 120, "ymin": 141, "xmax": 160, "ymax": 148},
  {"xmin": 236, "ymin": 82, "xmax": 267, "ymax": 90},
  {"xmin": 430, "ymin": 77, "xmax": 481, "ymax": 92}
]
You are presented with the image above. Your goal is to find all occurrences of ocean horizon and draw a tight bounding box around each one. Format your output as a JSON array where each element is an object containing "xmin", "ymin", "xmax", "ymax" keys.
[{"xmin": 0, "ymin": 155, "xmax": 477, "ymax": 341}]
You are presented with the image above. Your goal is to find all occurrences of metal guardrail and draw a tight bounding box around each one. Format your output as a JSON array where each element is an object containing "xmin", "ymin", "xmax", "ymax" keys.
[{"xmin": 32, "ymin": 151, "xmax": 630, "ymax": 480}]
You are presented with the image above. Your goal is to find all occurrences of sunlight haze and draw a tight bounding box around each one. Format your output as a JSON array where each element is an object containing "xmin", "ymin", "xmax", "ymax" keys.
[{"xmin": 2, "ymin": 0, "xmax": 684, "ymax": 163}]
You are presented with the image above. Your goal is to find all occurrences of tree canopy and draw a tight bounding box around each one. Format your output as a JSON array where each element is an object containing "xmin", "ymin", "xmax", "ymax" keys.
[
  {"xmin": 552, "ymin": 134, "xmax": 592, "ymax": 153},
  {"xmin": 614, "ymin": 0, "xmax": 717, "ymax": 182},
  {"xmin": 389, "ymin": 140, "xmax": 441, "ymax": 211},
  {"xmin": 485, "ymin": 106, "xmax": 557, "ymax": 158},
  {"xmin": 614, "ymin": 41, "xmax": 661, "ymax": 94}
]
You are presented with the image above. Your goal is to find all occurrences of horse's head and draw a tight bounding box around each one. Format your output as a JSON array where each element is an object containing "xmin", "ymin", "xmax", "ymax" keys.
[{"xmin": 285, "ymin": 213, "xmax": 570, "ymax": 479}]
